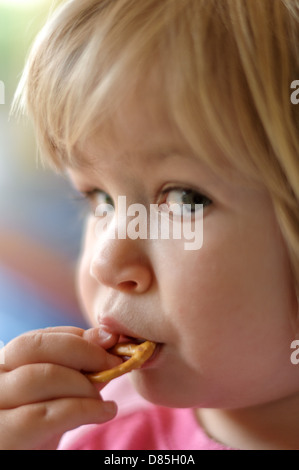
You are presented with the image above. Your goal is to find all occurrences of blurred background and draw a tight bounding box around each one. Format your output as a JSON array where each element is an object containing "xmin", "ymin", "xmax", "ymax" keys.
[{"xmin": 0, "ymin": 0, "xmax": 88, "ymax": 344}]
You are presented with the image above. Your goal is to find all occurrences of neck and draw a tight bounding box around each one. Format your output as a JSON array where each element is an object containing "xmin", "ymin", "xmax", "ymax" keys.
[{"xmin": 196, "ymin": 393, "xmax": 299, "ymax": 450}]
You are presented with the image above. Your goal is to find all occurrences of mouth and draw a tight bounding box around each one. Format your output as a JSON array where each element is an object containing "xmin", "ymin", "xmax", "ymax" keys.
[
  {"xmin": 87, "ymin": 335, "xmax": 160, "ymax": 383},
  {"xmin": 116, "ymin": 335, "xmax": 160, "ymax": 363},
  {"xmin": 97, "ymin": 318, "xmax": 161, "ymax": 366},
  {"xmin": 118, "ymin": 335, "xmax": 147, "ymax": 345},
  {"xmin": 112, "ymin": 334, "xmax": 163, "ymax": 375}
]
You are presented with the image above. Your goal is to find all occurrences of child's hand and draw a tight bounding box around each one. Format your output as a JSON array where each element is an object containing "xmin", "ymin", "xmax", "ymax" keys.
[{"xmin": 0, "ymin": 326, "xmax": 121, "ymax": 450}]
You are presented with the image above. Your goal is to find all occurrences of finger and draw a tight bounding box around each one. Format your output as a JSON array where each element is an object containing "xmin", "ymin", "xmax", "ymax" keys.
[
  {"xmin": 0, "ymin": 326, "xmax": 85, "ymax": 373},
  {"xmin": 83, "ymin": 327, "xmax": 120, "ymax": 349},
  {"xmin": 35, "ymin": 325, "xmax": 120, "ymax": 349},
  {"xmin": 0, "ymin": 398, "xmax": 117, "ymax": 450},
  {"xmin": 2, "ymin": 329, "xmax": 121, "ymax": 372},
  {"xmin": 0, "ymin": 363, "xmax": 100, "ymax": 409},
  {"xmin": 30, "ymin": 326, "xmax": 86, "ymax": 335},
  {"xmin": 1, "ymin": 326, "xmax": 85, "ymax": 371}
]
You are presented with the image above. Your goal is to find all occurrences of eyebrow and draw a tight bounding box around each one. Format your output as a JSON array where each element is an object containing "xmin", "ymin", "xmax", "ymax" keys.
[{"xmin": 69, "ymin": 142, "xmax": 198, "ymax": 172}]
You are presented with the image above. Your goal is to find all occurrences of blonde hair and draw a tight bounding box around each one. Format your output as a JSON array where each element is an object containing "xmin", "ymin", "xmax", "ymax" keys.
[{"xmin": 13, "ymin": 0, "xmax": 299, "ymax": 290}]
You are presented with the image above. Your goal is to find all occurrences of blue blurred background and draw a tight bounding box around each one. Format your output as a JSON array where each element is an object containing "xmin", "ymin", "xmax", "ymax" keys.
[{"xmin": 0, "ymin": 0, "xmax": 88, "ymax": 345}]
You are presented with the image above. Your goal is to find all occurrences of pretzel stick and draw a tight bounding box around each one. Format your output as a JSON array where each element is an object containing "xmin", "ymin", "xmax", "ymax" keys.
[{"xmin": 86, "ymin": 340, "xmax": 156, "ymax": 383}]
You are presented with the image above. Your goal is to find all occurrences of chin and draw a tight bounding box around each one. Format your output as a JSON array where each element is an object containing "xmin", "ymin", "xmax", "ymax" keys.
[{"xmin": 130, "ymin": 370, "xmax": 199, "ymax": 409}]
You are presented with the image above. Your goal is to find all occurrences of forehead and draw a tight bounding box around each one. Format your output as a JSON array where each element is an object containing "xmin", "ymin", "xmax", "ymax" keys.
[
  {"xmin": 68, "ymin": 65, "xmax": 256, "ymax": 187},
  {"xmin": 70, "ymin": 99, "xmax": 254, "ymax": 207},
  {"xmin": 72, "ymin": 83, "xmax": 195, "ymax": 169}
]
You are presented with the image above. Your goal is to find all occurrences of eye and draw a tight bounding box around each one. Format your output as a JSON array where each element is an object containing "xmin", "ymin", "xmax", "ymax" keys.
[
  {"xmin": 82, "ymin": 189, "xmax": 114, "ymax": 214},
  {"xmin": 158, "ymin": 187, "xmax": 212, "ymax": 216}
]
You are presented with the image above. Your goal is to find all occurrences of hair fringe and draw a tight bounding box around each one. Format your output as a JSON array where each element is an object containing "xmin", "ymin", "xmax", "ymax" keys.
[{"xmin": 12, "ymin": 0, "xmax": 299, "ymax": 291}]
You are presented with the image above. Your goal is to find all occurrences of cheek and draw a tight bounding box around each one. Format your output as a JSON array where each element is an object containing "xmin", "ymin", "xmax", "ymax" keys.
[
  {"xmin": 156, "ymin": 214, "xmax": 296, "ymax": 363},
  {"xmin": 76, "ymin": 221, "xmax": 98, "ymax": 326},
  {"xmin": 76, "ymin": 254, "xmax": 94, "ymax": 325}
]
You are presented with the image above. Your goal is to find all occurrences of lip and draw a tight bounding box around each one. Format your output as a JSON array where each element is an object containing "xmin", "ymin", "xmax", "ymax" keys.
[
  {"xmin": 112, "ymin": 336, "xmax": 163, "ymax": 372},
  {"xmin": 118, "ymin": 334, "xmax": 146, "ymax": 344},
  {"xmin": 98, "ymin": 316, "xmax": 155, "ymax": 343},
  {"xmin": 139, "ymin": 342, "xmax": 162, "ymax": 369},
  {"xmin": 98, "ymin": 317, "xmax": 161, "ymax": 358}
]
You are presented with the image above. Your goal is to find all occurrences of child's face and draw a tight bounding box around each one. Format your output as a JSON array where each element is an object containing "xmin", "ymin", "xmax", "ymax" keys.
[{"xmin": 68, "ymin": 93, "xmax": 298, "ymax": 410}]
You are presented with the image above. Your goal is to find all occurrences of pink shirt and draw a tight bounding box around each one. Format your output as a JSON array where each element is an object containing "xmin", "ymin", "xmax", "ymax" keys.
[
  {"xmin": 59, "ymin": 376, "xmax": 233, "ymax": 450},
  {"xmin": 58, "ymin": 376, "xmax": 234, "ymax": 450}
]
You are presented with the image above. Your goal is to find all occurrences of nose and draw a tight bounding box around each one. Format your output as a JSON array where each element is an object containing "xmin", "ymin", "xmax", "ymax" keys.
[{"xmin": 90, "ymin": 237, "xmax": 153, "ymax": 294}]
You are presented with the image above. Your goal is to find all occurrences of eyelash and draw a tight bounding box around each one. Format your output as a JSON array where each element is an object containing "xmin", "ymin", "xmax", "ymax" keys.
[
  {"xmin": 77, "ymin": 186, "xmax": 213, "ymax": 215},
  {"xmin": 158, "ymin": 186, "xmax": 212, "ymax": 212},
  {"xmin": 70, "ymin": 190, "xmax": 101, "ymax": 218},
  {"xmin": 75, "ymin": 189, "xmax": 109, "ymax": 207}
]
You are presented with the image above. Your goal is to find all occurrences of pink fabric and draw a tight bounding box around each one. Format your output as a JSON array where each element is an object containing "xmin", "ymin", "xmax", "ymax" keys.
[{"xmin": 58, "ymin": 376, "xmax": 234, "ymax": 450}]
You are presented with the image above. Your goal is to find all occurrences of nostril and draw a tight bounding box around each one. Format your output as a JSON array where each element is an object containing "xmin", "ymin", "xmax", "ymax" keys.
[
  {"xmin": 91, "ymin": 254, "xmax": 152, "ymax": 293},
  {"xmin": 118, "ymin": 280, "xmax": 138, "ymax": 291}
]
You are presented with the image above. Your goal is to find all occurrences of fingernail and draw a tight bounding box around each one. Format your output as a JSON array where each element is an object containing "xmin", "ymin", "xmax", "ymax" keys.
[{"xmin": 98, "ymin": 327, "xmax": 113, "ymax": 343}]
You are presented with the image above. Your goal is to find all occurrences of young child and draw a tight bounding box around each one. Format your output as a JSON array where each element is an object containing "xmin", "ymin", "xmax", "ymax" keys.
[{"xmin": 3, "ymin": 0, "xmax": 299, "ymax": 449}]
